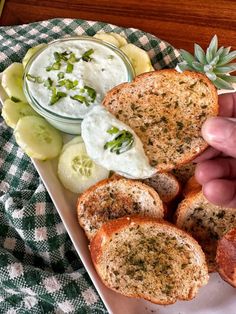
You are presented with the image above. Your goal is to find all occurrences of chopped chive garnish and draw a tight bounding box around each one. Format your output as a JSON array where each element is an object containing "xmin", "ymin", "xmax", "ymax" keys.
[
  {"xmin": 52, "ymin": 61, "xmax": 61, "ymax": 70},
  {"xmin": 46, "ymin": 66, "xmax": 52, "ymax": 72},
  {"xmin": 84, "ymin": 85, "xmax": 96, "ymax": 102},
  {"xmin": 68, "ymin": 53, "xmax": 77, "ymax": 63},
  {"xmin": 66, "ymin": 62, "xmax": 73, "ymax": 73},
  {"xmin": 44, "ymin": 77, "xmax": 53, "ymax": 89},
  {"xmin": 82, "ymin": 49, "xmax": 94, "ymax": 62},
  {"xmin": 108, "ymin": 55, "xmax": 114, "ymax": 60},
  {"xmin": 57, "ymin": 79, "xmax": 78, "ymax": 90},
  {"xmin": 107, "ymin": 126, "xmax": 119, "ymax": 134},
  {"xmin": 57, "ymin": 72, "xmax": 65, "ymax": 79},
  {"xmin": 50, "ymin": 87, "xmax": 67, "ymax": 105},
  {"xmin": 26, "ymin": 74, "xmax": 43, "ymax": 83},
  {"xmin": 104, "ymin": 129, "xmax": 134, "ymax": 154},
  {"xmin": 70, "ymin": 95, "xmax": 89, "ymax": 106},
  {"xmin": 80, "ymin": 88, "xmax": 85, "ymax": 93},
  {"xmin": 11, "ymin": 96, "xmax": 20, "ymax": 102},
  {"xmin": 54, "ymin": 52, "xmax": 60, "ymax": 62}
]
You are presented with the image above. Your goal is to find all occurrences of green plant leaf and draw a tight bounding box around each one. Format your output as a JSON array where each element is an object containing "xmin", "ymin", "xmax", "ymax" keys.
[
  {"xmin": 206, "ymin": 47, "xmax": 213, "ymax": 63},
  {"xmin": 192, "ymin": 61, "xmax": 204, "ymax": 72},
  {"xmin": 177, "ymin": 62, "xmax": 194, "ymax": 71},
  {"xmin": 180, "ymin": 49, "xmax": 195, "ymax": 64},
  {"xmin": 217, "ymin": 74, "xmax": 236, "ymax": 83},
  {"xmin": 210, "ymin": 55, "xmax": 220, "ymax": 66},
  {"xmin": 214, "ymin": 77, "xmax": 234, "ymax": 90},
  {"xmin": 205, "ymin": 71, "xmax": 217, "ymax": 81},
  {"xmin": 217, "ymin": 51, "xmax": 236, "ymax": 66},
  {"xmin": 194, "ymin": 44, "xmax": 206, "ymax": 64},
  {"xmin": 208, "ymin": 35, "xmax": 218, "ymax": 58},
  {"xmin": 214, "ymin": 63, "xmax": 236, "ymax": 74},
  {"xmin": 215, "ymin": 46, "xmax": 225, "ymax": 57}
]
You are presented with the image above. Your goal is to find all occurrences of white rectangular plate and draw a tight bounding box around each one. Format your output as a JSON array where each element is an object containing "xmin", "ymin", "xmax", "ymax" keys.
[{"xmin": 0, "ymin": 75, "xmax": 236, "ymax": 314}]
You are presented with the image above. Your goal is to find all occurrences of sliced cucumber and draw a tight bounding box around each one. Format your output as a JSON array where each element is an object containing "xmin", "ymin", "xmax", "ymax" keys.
[
  {"xmin": 1, "ymin": 63, "xmax": 27, "ymax": 102},
  {"xmin": 14, "ymin": 116, "xmax": 62, "ymax": 160},
  {"xmin": 58, "ymin": 143, "xmax": 109, "ymax": 193},
  {"xmin": 108, "ymin": 33, "xmax": 128, "ymax": 47},
  {"xmin": 93, "ymin": 33, "xmax": 120, "ymax": 47},
  {"xmin": 2, "ymin": 98, "xmax": 39, "ymax": 129},
  {"xmin": 22, "ymin": 43, "xmax": 47, "ymax": 68},
  {"xmin": 62, "ymin": 136, "xmax": 83, "ymax": 153},
  {"xmin": 120, "ymin": 43, "xmax": 153, "ymax": 76}
]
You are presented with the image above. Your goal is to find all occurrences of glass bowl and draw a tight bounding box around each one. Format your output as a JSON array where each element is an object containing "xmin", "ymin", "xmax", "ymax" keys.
[{"xmin": 23, "ymin": 36, "xmax": 135, "ymax": 134}]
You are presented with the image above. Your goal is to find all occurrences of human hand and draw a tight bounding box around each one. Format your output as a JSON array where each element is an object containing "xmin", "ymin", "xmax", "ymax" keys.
[{"xmin": 194, "ymin": 92, "xmax": 236, "ymax": 208}]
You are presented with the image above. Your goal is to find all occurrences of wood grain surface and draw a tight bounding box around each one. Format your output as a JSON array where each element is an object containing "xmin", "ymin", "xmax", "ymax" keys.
[{"xmin": 0, "ymin": 0, "xmax": 235, "ymax": 52}]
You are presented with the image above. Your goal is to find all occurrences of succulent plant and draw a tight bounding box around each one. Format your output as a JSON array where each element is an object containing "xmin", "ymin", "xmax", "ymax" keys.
[{"xmin": 178, "ymin": 35, "xmax": 236, "ymax": 90}]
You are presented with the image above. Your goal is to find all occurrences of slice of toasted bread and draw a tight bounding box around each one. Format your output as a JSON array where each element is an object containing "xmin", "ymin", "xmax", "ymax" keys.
[
  {"xmin": 90, "ymin": 216, "xmax": 209, "ymax": 304},
  {"xmin": 172, "ymin": 162, "xmax": 196, "ymax": 186},
  {"xmin": 77, "ymin": 178, "xmax": 164, "ymax": 240},
  {"xmin": 182, "ymin": 175, "xmax": 201, "ymax": 197},
  {"xmin": 216, "ymin": 227, "xmax": 236, "ymax": 288},
  {"xmin": 176, "ymin": 190, "xmax": 236, "ymax": 271},
  {"xmin": 103, "ymin": 70, "xmax": 218, "ymax": 172},
  {"xmin": 142, "ymin": 172, "xmax": 181, "ymax": 203}
]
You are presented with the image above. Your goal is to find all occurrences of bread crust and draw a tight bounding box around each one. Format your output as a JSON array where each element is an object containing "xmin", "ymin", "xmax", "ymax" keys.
[
  {"xmin": 103, "ymin": 69, "xmax": 218, "ymax": 172},
  {"xmin": 176, "ymin": 191, "xmax": 236, "ymax": 272},
  {"xmin": 90, "ymin": 216, "xmax": 209, "ymax": 304},
  {"xmin": 77, "ymin": 177, "xmax": 164, "ymax": 240},
  {"xmin": 216, "ymin": 227, "xmax": 236, "ymax": 288}
]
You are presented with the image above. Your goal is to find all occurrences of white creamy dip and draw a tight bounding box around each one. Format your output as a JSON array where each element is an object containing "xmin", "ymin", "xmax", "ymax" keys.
[
  {"xmin": 26, "ymin": 39, "xmax": 129, "ymax": 118},
  {"xmin": 81, "ymin": 106, "xmax": 156, "ymax": 179}
]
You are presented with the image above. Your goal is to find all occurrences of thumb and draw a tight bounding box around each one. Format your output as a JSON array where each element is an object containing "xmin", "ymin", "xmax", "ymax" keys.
[{"xmin": 202, "ymin": 117, "xmax": 236, "ymax": 158}]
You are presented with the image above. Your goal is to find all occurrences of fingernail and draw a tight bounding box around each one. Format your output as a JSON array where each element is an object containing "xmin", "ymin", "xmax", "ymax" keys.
[{"xmin": 202, "ymin": 117, "xmax": 236, "ymax": 143}]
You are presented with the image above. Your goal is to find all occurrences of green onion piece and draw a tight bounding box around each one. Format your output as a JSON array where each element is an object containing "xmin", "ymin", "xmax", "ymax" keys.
[
  {"xmin": 50, "ymin": 87, "xmax": 67, "ymax": 105},
  {"xmin": 80, "ymin": 88, "xmax": 85, "ymax": 93},
  {"xmin": 44, "ymin": 77, "xmax": 53, "ymax": 89},
  {"xmin": 54, "ymin": 52, "xmax": 60, "ymax": 62},
  {"xmin": 66, "ymin": 62, "xmax": 74, "ymax": 73},
  {"xmin": 57, "ymin": 79, "xmax": 66, "ymax": 87},
  {"xmin": 107, "ymin": 126, "xmax": 119, "ymax": 134},
  {"xmin": 69, "ymin": 52, "xmax": 77, "ymax": 63},
  {"xmin": 26, "ymin": 74, "xmax": 43, "ymax": 84},
  {"xmin": 84, "ymin": 85, "xmax": 96, "ymax": 102},
  {"xmin": 57, "ymin": 72, "xmax": 65, "ymax": 79},
  {"xmin": 11, "ymin": 96, "xmax": 20, "ymax": 103},
  {"xmin": 52, "ymin": 62, "xmax": 61, "ymax": 70},
  {"xmin": 60, "ymin": 51, "xmax": 70, "ymax": 61},
  {"xmin": 82, "ymin": 49, "xmax": 94, "ymax": 62},
  {"xmin": 46, "ymin": 66, "xmax": 52, "ymax": 72},
  {"xmin": 73, "ymin": 80, "xmax": 78, "ymax": 88},
  {"xmin": 108, "ymin": 55, "xmax": 114, "ymax": 60},
  {"xmin": 26, "ymin": 74, "xmax": 36, "ymax": 82},
  {"xmin": 104, "ymin": 129, "xmax": 134, "ymax": 154},
  {"xmin": 70, "ymin": 95, "xmax": 89, "ymax": 106}
]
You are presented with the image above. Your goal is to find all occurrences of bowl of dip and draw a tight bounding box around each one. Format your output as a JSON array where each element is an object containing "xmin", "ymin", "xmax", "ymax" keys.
[{"xmin": 23, "ymin": 36, "xmax": 135, "ymax": 134}]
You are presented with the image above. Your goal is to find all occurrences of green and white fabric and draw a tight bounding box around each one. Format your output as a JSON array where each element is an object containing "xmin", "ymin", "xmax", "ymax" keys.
[{"xmin": 0, "ymin": 18, "xmax": 180, "ymax": 313}]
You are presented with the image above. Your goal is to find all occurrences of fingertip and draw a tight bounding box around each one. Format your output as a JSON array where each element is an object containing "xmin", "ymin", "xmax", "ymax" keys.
[{"xmin": 203, "ymin": 179, "xmax": 236, "ymax": 208}]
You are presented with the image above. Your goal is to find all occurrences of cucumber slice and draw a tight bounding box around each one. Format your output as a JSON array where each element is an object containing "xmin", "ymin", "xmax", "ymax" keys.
[
  {"xmin": 14, "ymin": 116, "xmax": 63, "ymax": 160},
  {"xmin": 1, "ymin": 63, "xmax": 27, "ymax": 102},
  {"xmin": 58, "ymin": 143, "xmax": 109, "ymax": 193},
  {"xmin": 93, "ymin": 33, "xmax": 120, "ymax": 47},
  {"xmin": 108, "ymin": 33, "xmax": 128, "ymax": 47},
  {"xmin": 22, "ymin": 43, "xmax": 47, "ymax": 68},
  {"xmin": 120, "ymin": 43, "xmax": 153, "ymax": 76},
  {"xmin": 62, "ymin": 136, "xmax": 83, "ymax": 153},
  {"xmin": 2, "ymin": 99, "xmax": 39, "ymax": 129}
]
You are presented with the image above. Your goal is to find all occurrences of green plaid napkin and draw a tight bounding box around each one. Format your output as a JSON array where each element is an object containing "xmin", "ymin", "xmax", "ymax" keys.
[{"xmin": 0, "ymin": 18, "xmax": 180, "ymax": 313}]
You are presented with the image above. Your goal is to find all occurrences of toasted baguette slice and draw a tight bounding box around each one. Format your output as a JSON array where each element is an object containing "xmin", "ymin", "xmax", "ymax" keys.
[
  {"xmin": 77, "ymin": 178, "xmax": 164, "ymax": 240},
  {"xmin": 172, "ymin": 162, "xmax": 196, "ymax": 186},
  {"xmin": 216, "ymin": 227, "xmax": 236, "ymax": 288},
  {"xmin": 90, "ymin": 216, "xmax": 209, "ymax": 304},
  {"xmin": 182, "ymin": 175, "xmax": 201, "ymax": 197},
  {"xmin": 103, "ymin": 70, "xmax": 218, "ymax": 172},
  {"xmin": 176, "ymin": 190, "xmax": 236, "ymax": 271},
  {"xmin": 142, "ymin": 172, "xmax": 180, "ymax": 203}
]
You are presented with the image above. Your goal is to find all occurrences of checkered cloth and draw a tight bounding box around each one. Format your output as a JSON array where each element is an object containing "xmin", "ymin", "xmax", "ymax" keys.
[{"xmin": 0, "ymin": 18, "xmax": 180, "ymax": 313}]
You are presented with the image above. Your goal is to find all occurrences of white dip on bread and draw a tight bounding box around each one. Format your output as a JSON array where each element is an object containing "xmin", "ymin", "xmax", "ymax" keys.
[
  {"xmin": 25, "ymin": 39, "xmax": 129, "ymax": 118},
  {"xmin": 81, "ymin": 106, "xmax": 156, "ymax": 179}
]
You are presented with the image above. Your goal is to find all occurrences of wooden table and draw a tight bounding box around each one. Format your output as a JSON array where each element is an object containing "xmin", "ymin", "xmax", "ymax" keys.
[{"xmin": 0, "ymin": 0, "xmax": 236, "ymax": 53}]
